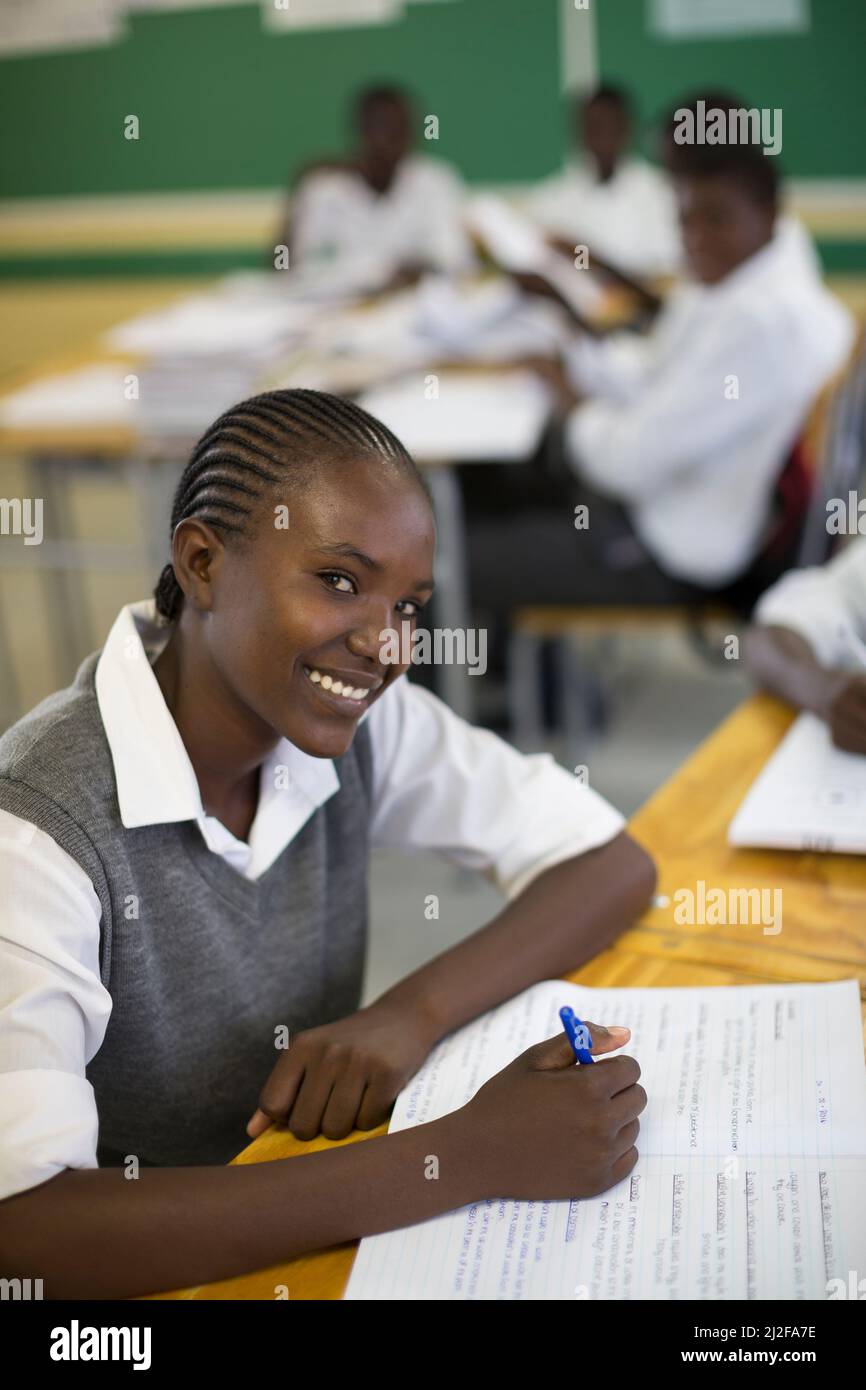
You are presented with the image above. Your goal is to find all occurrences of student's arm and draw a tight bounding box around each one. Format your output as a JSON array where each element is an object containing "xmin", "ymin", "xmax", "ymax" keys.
[
  {"xmin": 566, "ymin": 303, "xmax": 787, "ymax": 501},
  {"xmin": 247, "ymin": 683, "xmax": 654, "ymax": 1141},
  {"xmin": 746, "ymin": 543, "xmax": 866, "ymax": 753},
  {"xmin": 1, "ymin": 1027, "xmax": 644, "ymax": 1299},
  {"xmin": 375, "ymin": 829, "xmax": 655, "ymax": 1041},
  {"xmin": 0, "ymin": 811, "xmax": 646, "ymax": 1299}
]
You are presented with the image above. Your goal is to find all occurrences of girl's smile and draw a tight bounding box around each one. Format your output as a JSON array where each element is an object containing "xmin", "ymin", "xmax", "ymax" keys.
[{"xmin": 300, "ymin": 661, "xmax": 385, "ymax": 717}]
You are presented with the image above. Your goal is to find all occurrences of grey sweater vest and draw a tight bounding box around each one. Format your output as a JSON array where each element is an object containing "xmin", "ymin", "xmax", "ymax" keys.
[{"xmin": 0, "ymin": 650, "xmax": 372, "ymax": 1168}]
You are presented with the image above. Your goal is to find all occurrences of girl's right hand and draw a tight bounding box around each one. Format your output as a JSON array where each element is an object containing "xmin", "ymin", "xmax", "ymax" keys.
[{"xmin": 457, "ymin": 1023, "xmax": 646, "ymax": 1201}]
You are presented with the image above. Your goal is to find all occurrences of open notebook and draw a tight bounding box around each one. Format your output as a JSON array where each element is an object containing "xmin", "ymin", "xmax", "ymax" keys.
[
  {"xmin": 345, "ymin": 978, "xmax": 866, "ymax": 1300},
  {"xmin": 729, "ymin": 712, "xmax": 866, "ymax": 853}
]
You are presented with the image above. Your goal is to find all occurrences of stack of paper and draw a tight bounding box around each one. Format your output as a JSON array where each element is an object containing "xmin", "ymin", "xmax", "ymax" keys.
[
  {"xmin": 358, "ymin": 369, "xmax": 552, "ymax": 462},
  {"xmin": 345, "ymin": 978, "xmax": 866, "ymax": 1299},
  {"xmin": 729, "ymin": 712, "xmax": 866, "ymax": 853}
]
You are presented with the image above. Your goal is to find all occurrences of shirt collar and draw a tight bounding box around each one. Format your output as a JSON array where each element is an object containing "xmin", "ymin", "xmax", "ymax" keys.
[{"xmin": 95, "ymin": 601, "xmax": 340, "ymax": 870}]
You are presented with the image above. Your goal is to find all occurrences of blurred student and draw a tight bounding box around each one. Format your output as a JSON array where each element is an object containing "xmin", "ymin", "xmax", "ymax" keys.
[
  {"xmin": 478, "ymin": 140, "xmax": 854, "ymax": 619},
  {"xmin": 524, "ymin": 84, "xmax": 679, "ymax": 278},
  {"xmin": 0, "ymin": 389, "xmax": 653, "ymax": 1298},
  {"xmin": 659, "ymin": 91, "xmax": 821, "ymax": 280},
  {"xmin": 746, "ymin": 538, "xmax": 866, "ymax": 754},
  {"xmin": 285, "ymin": 85, "xmax": 474, "ymax": 288}
]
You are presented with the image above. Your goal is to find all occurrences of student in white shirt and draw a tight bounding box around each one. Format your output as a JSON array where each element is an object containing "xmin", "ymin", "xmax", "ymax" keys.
[
  {"xmin": 746, "ymin": 538, "xmax": 866, "ymax": 754},
  {"xmin": 472, "ymin": 139, "xmax": 853, "ymax": 621},
  {"xmin": 0, "ymin": 388, "xmax": 653, "ymax": 1298},
  {"xmin": 658, "ymin": 91, "xmax": 822, "ymax": 281},
  {"xmin": 285, "ymin": 85, "xmax": 474, "ymax": 290},
  {"xmin": 525, "ymin": 84, "xmax": 680, "ymax": 278}
]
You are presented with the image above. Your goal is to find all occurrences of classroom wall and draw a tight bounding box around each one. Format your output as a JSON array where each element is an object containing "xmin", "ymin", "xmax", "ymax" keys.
[
  {"xmin": 0, "ymin": 0, "xmax": 566, "ymax": 198},
  {"xmin": 596, "ymin": 0, "xmax": 866, "ymax": 180},
  {"xmin": 2, "ymin": 0, "xmax": 864, "ymax": 203}
]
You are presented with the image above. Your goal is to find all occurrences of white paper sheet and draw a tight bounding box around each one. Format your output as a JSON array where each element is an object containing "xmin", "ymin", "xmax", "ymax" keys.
[
  {"xmin": 358, "ymin": 369, "xmax": 551, "ymax": 461},
  {"xmin": 0, "ymin": 364, "xmax": 133, "ymax": 427},
  {"xmin": 728, "ymin": 712, "xmax": 866, "ymax": 853},
  {"xmin": 345, "ymin": 979, "xmax": 866, "ymax": 1299},
  {"xmin": 466, "ymin": 194, "xmax": 608, "ymax": 319}
]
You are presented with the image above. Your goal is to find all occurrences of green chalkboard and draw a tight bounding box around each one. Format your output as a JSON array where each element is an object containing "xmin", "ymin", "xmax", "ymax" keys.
[
  {"xmin": 0, "ymin": 0, "xmax": 568, "ymax": 198},
  {"xmin": 596, "ymin": 0, "xmax": 866, "ymax": 179},
  {"xmin": 1, "ymin": 0, "xmax": 863, "ymax": 202}
]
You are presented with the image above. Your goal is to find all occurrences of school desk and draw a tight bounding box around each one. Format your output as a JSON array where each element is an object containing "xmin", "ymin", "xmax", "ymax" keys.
[
  {"xmin": 624, "ymin": 693, "xmax": 866, "ymax": 989},
  {"xmin": 148, "ymin": 690, "xmax": 866, "ymax": 1301},
  {"xmin": 149, "ymin": 946, "xmax": 866, "ymax": 1302}
]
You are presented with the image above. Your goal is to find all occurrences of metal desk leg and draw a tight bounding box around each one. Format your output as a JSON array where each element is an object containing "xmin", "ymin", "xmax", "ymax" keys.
[{"xmin": 424, "ymin": 463, "xmax": 474, "ymax": 721}]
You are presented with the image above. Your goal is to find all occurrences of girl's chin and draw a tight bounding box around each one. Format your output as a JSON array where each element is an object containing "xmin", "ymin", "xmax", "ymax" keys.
[{"xmin": 288, "ymin": 719, "xmax": 358, "ymax": 760}]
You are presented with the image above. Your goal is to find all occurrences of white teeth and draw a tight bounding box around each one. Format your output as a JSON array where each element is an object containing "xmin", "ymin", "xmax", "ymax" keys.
[{"xmin": 304, "ymin": 667, "xmax": 372, "ymax": 701}]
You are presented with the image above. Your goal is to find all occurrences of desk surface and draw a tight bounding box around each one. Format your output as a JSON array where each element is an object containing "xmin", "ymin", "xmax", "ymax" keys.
[
  {"xmin": 627, "ymin": 694, "xmax": 866, "ymax": 985},
  {"xmin": 154, "ymin": 693, "xmax": 866, "ymax": 1301}
]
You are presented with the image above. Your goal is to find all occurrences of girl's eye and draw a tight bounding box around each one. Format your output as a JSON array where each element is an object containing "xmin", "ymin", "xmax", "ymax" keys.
[
  {"xmin": 321, "ymin": 571, "xmax": 356, "ymax": 594},
  {"xmin": 396, "ymin": 599, "xmax": 423, "ymax": 618}
]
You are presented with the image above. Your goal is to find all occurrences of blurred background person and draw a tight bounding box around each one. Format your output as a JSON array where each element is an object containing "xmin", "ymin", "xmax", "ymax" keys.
[
  {"xmin": 283, "ymin": 84, "xmax": 474, "ymax": 290},
  {"xmin": 524, "ymin": 84, "xmax": 680, "ymax": 279},
  {"xmin": 469, "ymin": 139, "xmax": 854, "ymax": 629}
]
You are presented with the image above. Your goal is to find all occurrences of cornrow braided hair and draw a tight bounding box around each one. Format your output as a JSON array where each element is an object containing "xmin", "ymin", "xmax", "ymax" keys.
[{"xmin": 153, "ymin": 388, "xmax": 424, "ymax": 622}]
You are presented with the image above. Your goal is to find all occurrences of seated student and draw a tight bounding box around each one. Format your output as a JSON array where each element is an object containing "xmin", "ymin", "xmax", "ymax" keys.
[
  {"xmin": 472, "ymin": 140, "xmax": 853, "ymax": 621},
  {"xmin": 658, "ymin": 91, "xmax": 822, "ymax": 280},
  {"xmin": 284, "ymin": 84, "xmax": 474, "ymax": 289},
  {"xmin": 0, "ymin": 390, "xmax": 653, "ymax": 1298},
  {"xmin": 746, "ymin": 538, "xmax": 866, "ymax": 754},
  {"xmin": 524, "ymin": 83, "xmax": 680, "ymax": 278}
]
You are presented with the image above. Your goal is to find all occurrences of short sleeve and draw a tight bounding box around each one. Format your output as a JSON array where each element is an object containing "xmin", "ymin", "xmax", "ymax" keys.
[{"xmin": 365, "ymin": 677, "xmax": 626, "ymax": 899}]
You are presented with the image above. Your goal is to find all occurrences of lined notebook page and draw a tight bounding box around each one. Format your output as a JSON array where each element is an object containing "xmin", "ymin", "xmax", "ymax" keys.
[{"xmin": 345, "ymin": 979, "xmax": 866, "ymax": 1299}]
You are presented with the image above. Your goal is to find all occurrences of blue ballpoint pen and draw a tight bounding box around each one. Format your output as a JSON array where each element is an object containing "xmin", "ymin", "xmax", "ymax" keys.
[{"xmin": 559, "ymin": 1006, "xmax": 594, "ymax": 1064}]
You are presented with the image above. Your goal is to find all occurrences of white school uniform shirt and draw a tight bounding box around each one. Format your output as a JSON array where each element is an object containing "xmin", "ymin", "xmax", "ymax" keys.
[
  {"xmin": 291, "ymin": 154, "xmax": 475, "ymax": 286},
  {"xmin": 755, "ymin": 537, "xmax": 866, "ymax": 669},
  {"xmin": 564, "ymin": 230, "xmax": 855, "ymax": 587},
  {"xmin": 524, "ymin": 156, "xmax": 681, "ymax": 277},
  {"xmin": 0, "ymin": 600, "xmax": 625, "ymax": 1200}
]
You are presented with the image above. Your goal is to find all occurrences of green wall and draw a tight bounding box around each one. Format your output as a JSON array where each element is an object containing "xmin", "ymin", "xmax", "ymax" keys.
[
  {"xmin": 597, "ymin": 0, "xmax": 866, "ymax": 180},
  {"xmin": 0, "ymin": 0, "xmax": 566, "ymax": 198}
]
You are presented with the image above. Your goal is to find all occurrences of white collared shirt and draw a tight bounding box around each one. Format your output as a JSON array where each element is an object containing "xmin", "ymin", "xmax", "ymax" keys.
[
  {"xmin": 0, "ymin": 601, "xmax": 625, "ymax": 1199},
  {"xmin": 755, "ymin": 537, "xmax": 866, "ymax": 669},
  {"xmin": 291, "ymin": 154, "xmax": 475, "ymax": 286},
  {"xmin": 523, "ymin": 156, "xmax": 681, "ymax": 277},
  {"xmin": 564, "ymin": 231, "xmax": 855, "ymax": 586}
]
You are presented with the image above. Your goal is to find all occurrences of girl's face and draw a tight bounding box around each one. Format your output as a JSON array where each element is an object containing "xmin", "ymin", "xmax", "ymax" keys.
[{"xmin": 198, "ymin": 458, "xmax": 436, "ymax": 760}]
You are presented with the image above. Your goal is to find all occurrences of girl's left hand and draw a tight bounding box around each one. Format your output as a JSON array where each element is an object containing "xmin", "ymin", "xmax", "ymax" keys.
[{"xmin": 245, "ymin": 1000, "xmax": 438, "ymax": 1143}]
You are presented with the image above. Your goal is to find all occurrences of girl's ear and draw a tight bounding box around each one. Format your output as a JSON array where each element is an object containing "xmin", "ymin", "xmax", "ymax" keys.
[{"xmin": 171, "ymin": 519, "xmax": 225, "ymax": 614}]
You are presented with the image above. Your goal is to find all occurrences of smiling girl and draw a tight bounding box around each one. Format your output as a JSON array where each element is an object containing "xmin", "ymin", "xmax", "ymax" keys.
[{"xmin": 0, "ymin": 390, "xmax": 653, "ymax": 1298}]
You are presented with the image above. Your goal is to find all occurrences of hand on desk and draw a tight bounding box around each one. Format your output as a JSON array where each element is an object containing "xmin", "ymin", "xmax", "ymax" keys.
[
  {"xmin": 246, "ymin": 997, "xmax": 438, "ymax": 1143},
  {"xmin": 823, "ymin": 672, "xmax": 866, "ymax": 755}
]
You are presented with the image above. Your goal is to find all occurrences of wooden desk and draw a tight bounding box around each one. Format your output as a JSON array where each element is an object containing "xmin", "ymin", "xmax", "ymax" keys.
[
  {"xmin": 155, "ymin": 951, "xmax": 866, "ymax": 1302},
  {"xmin": 153, "ymin": 692, "xmax": 866, "ymax": 1301},
  {"xmin": 625, "ymin": 694, "xmax": 866, "ymax": 986}
]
